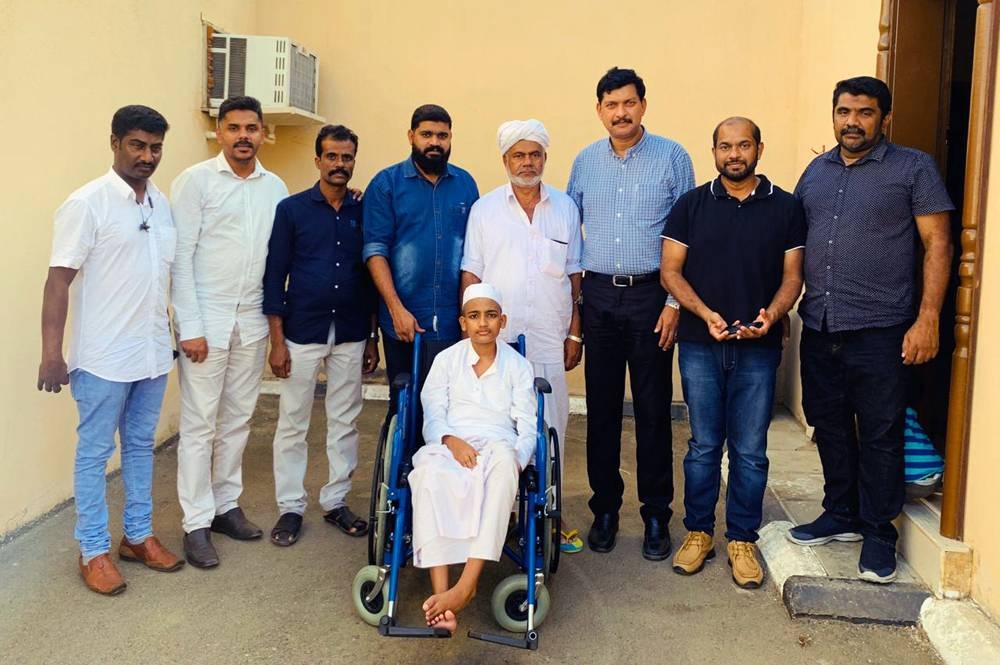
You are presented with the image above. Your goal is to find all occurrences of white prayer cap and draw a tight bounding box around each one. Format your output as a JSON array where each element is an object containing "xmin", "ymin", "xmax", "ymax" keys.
[
  {"xmin": 497, "ymin": 119, "xmax": 550, "ymax": 156},
  {"xmin": 462, "ymin": 282, "xmax": 504, "ymax": 310}
]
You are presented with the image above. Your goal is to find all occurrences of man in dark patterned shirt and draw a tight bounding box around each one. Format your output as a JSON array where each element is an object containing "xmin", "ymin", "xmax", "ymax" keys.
[{"xmin": 788, "ymin": 77, "xmax": 954, "ymax": 584}]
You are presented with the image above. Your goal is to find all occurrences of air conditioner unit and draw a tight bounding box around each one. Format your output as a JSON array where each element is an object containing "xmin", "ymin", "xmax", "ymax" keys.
[{"xmin": 208, "ymin": 34, "xmax": 319, "ymax": 115}]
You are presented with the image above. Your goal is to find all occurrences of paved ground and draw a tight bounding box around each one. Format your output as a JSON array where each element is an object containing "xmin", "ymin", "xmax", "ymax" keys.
[{"xmin": 0, "ymin": 396, "xmax": 941, "ymax": 665}]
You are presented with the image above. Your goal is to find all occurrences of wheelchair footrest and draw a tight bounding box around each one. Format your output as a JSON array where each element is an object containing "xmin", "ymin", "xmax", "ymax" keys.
[
  {"xmin": 467, "ymin": 629, "xmax": 539, "ymax": 650},
  {"xmin": 378, "ymin": 616, "xmax": 451, "ymax": 638}
]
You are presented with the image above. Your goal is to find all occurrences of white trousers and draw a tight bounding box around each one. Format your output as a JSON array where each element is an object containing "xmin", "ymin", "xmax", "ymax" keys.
[
  {"xmin": 410, "ymin": 441, "xmax": 519, "ymax": 569},
  {"xmin": 531, "ymin": 361, "xmax": 568, "ymax": 466},
  {"xmin": 177, "ymin": 326, "xmax": 267, "ymax": 532},
  {"xmin": 272, "ymin": 324, "xmax": 365, "ymax": 516}
]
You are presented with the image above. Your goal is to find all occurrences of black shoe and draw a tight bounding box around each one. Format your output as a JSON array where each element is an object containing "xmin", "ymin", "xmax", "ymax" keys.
[
  {"xmin": 183, "ymin": 528, "xmax": 220, "ymax": 568},
  {"xmin": 858, "ymin": 537, "xmax": 897, "ymax": 584},
  {"xmin": 210, "ymin": 507, "xmax": 263, "ymax": 540},
  {"xmin": 587, "ymin": 513, "xmax": 619, "ymax": 553},
  {"xmin": 642, "ymin": 516, "xmax": 672, "ymax": 561}
]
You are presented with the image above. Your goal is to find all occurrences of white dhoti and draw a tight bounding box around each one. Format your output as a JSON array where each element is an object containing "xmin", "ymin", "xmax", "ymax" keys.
[{"xmin": 409, "ymin": 440, "xmax": 519, "ymax": 569}]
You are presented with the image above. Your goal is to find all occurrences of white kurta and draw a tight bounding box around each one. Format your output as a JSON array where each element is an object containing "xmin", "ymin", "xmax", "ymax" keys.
[{"xmin": 410, "ymin": 339, "xmax": 535, "ymax": 568}]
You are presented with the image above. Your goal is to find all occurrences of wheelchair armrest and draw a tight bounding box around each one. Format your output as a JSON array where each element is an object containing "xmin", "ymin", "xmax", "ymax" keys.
[
  {"xmin": 533, "ymin": 377, "xmax": 552, "ymax": 394},
  {"xmin": 392, "ymin": 373, "xmax": 411, "ymax": 390}
]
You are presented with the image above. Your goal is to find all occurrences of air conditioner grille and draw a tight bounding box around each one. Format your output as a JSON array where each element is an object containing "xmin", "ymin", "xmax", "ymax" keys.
[
  {"xmin": 210, "ymin": 52, "xmax": 226, "ymax": 100},
  {"xmin": 290, "ymin": 49, "xmax": 316, "ymax": 112},
  {"xmin": 228, "ymin": 37, "xmax": 247, "ymax": 97}
]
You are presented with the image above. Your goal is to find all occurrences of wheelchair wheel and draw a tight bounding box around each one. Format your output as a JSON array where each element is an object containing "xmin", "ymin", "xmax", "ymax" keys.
[
  {"xmin": 490, "ymin": 574, "xmax": 551, "ymax": 633},
  {"xmin": 542, "ymin": 427, "xmax": 562, "ymax": 575},
  {"xmin": 352, "ymin": 565, "xmax": 389, "ymax": 626},
  {"xmin": 367, "ymin": 415, "xmax": 396, "ymax": 566}
]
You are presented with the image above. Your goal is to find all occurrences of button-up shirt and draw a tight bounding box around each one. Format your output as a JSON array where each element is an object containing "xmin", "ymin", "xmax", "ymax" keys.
[
  {"xmin": 262, "ymin": 183, "xmax": 375, "ymax": 345},
  {"xmin": 567, "ymin": 128, "xmax": 695, "ymax": 274},
  {"xmin": 795, "ymin": 140, "xmax": 954, "ymax": 332},
  {"xmin": 362, "ymin": 158, "xmax": 479, "ymax": 341},
  {"xmin": 170, "ymin": 152, "xmax": 289, "ymax": 348},
  {"xmin": 461, "ymin": 183, "xmax": 582, "ymax": 364},
  {"xmin": 662, "ymin": 175, "xmax": 806, "ymax": 347},
  {"xmin": 421, "ymin": 339, "xmax": 537, "ymax": 471},
  {"xmin": 49, "ymin": 169, "xmax": 175, "ymax": 381}
]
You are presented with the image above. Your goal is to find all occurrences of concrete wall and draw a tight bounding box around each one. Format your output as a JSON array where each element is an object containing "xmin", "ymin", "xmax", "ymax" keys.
[
  {"xmin": 1, "ymin": 0, "xmax": 881, "ymax": 536},
  {"xmin": 962, "ymin": 62, "xmax": 1000, "ymax": 623}
]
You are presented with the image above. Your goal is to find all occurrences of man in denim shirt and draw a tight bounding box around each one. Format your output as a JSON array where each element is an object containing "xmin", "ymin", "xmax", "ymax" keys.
[
  {"xmin": 363, "ymin": 105, "xmax": 479, "ymax": 408},
  {"xmin": 567, "ymin": 67, "xmax": 695, "ymax": 561}
]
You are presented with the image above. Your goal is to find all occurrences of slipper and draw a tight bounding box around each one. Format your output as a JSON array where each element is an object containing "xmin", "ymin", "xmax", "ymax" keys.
[
  {"xmin": 561, "ymin": 529, "xmax": 583, "ymax": 554},
  {"xmin": 270, "ymin": 512, "xmax": 303, "ymax": 547},
  {"xmin": 323, "ymin": 506, "xmax": 368, "ymax": 537}
]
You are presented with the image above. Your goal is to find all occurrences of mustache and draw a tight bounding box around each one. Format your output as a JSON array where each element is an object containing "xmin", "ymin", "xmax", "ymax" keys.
[
  {"xmin": 328, "ymin": 168, "xmax": 350, "ymax": 177},
  {"xmin": 235, "ymin": 140, "xmax": 254, "ymax": 148},
  {"xmin": 423, "ymin": 146, "xmax": 444, "ymax": 156},
  {"xmin": 612, "ymin": 118, "xmax": 632, "ymax": 126},
  {"xmin": 841, "ymin": 127, "xmax": 864, "ymax": 136}
]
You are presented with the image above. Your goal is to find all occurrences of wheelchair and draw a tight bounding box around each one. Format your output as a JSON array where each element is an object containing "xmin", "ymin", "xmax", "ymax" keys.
[{"xmin": 351, "ymin": 332, "xmax": 562, "ymax": 650}]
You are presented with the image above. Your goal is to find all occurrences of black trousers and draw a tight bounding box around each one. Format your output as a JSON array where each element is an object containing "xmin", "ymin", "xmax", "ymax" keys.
[
  {"xmin": 582, "ymin": 275, "xmax": 674, "ymax": 522},
  {"xmin": 381, "ymin": 331, "xmax": 455, "ymax": 445},
  {"xmin": 799, "ymin": 324, "xmax": 908, "ymax": 546}
]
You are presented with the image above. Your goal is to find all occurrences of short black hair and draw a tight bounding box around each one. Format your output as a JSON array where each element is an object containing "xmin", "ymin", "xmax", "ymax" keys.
[
  {"xmin": 315, "ymin": 124, "xmax": 359, "ymax": 156},
  {"xmin": 410, "ymin": 104, "xmax": 452, "ymax": 130},
  {"xmin": 712, "ymin": 117, "xmax": 762, "ymax": 146},
  {"xmin": 111, "ymin": 105, "xmax": 169, "ymax": 139},
  {"xmin": 218, "ymin": 95, "xmax": 264, "ymax": 124},
  {"xmin": 832, "ymin": 76, "xmax": 892, "ymax": 115},
  {"xmin": 596, "ymin": 67, "xmax": 646, "ymax": 102}
]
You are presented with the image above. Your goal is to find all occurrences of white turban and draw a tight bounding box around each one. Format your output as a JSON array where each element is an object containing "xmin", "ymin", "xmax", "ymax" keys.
[
  {"xmin": 497, "ymin": 119, "xmax": 550, "ymax": 156},
  {"xmin": 462, "ymin": 282, "xmax": 504, "ymax": 310}
]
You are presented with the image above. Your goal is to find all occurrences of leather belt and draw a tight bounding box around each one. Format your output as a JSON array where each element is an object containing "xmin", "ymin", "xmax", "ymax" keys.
[{"xmin": 586, "ymin": 271, "xmax": 659, "ymax": 287}]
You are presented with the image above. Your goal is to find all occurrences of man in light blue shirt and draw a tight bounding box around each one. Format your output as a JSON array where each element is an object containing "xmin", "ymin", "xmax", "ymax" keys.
[{"xmin": 567, "ymin": 67, "xmax": 695, "ymax": 560}]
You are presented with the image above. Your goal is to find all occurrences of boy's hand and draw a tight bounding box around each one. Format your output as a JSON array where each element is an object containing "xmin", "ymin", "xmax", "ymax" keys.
[{"xmin": 443, "ymin": 435, "xmax": 479, "ymax": 469}]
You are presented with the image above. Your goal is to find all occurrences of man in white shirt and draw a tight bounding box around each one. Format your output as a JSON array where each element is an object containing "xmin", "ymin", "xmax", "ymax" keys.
[
  {"xmin": 460, "ymin": 118, "xmax": 583, "ymax": 552},
  {"xmin": 410, "ymin": 283, "xmax": 536, "ymax": 635},
  {"xmin": 171, "ymin": 96, "xmax": 289, "ymax": 568},
  {"xmin": 38, "ymin": 105, "xmax": 184, "ymax": 595}
]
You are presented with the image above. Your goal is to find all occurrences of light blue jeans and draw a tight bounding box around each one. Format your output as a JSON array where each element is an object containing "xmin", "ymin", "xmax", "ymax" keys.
[{"xmin": 70, "ymin": 369, "xmax": 168, "ymax": 558}]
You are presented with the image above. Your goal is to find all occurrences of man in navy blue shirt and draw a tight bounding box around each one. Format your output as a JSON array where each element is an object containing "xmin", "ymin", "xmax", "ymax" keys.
[
  {"xmin": 263, "ymin": 125, "xmax": 379, "ymax": 546},
  {"xmin": 363, "ymin": 105, "xmax": 479, "ymax": 408},
  {"xmin": 661, "ymin": 117, "xmax": 805, "ymax": 588},
  {"xmin": 789, "ymin": 77, "xmax": 954, "ymax": 584}
]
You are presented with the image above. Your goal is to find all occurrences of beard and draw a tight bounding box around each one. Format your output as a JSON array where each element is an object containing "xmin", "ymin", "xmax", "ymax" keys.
[
  {"xmin": 507, "ymin": 165, "xmax": 543, "ymax": 188},
  {"xmin": 718, "ymin": 156, "xmax": 758, "ymax": 182},
  {"xmin": 411, "ymin": 144, "xmax": 451, "ymax": 175}
]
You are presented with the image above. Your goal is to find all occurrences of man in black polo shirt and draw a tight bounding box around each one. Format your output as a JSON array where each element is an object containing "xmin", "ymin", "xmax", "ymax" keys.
[
  {"xmin": 788, "ymin": 77, "xmax": 953, "ymax": 584},
  {"xmin": 262, "ymin": 125, "xmax": 379, "ymax": 546},
  {"xmin": 660, "ymin": 117, "xmax": 805, "ymax": 588}
]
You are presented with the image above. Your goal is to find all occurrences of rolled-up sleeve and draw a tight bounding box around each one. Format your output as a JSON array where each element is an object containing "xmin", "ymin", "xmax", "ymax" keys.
[
  {"xmin": 50, "ymin": 198, "xmax": 96, "ymax": 269},
  {"xmin": 262, "ymin": 200, "xmax": 293, "ymax": 317},
  {"xmin": 169, "ymin": 171, "xmax": 206, "ymax": 341},
  {"xmin": 362, "ymin": 174, "xmax": 394, "ymax": 261},
  {"xmin": 460, "ymin": 202, "xmax": 485, "ymax": 277}
]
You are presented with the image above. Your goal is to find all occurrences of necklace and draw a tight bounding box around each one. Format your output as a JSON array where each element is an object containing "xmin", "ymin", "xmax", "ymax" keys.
[{"xmin": 137, "ymin": 194, "xmax": 154, "ymax": 232}]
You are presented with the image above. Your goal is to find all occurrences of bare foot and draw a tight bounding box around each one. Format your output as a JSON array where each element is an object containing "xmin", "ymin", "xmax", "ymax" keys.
[
  {"xmin": 427, "ymin": 609, "xmax": 457, "ymax": 634},
  {"xmin": 422, "ymin": 584, "xmax": 476, "ymax": 622}
]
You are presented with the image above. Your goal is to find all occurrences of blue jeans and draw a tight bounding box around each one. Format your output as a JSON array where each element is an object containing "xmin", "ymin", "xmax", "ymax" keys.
[
  {"xmin": 679, "ymin": 342, "xmax": 781, "ymax": 542},
  {"xmin": 70, "ymin": 370, "xmax": 168, "ymax": 558},
  {"xmin": 799, "ymin": 324, "xmax": 908, "ymax": 546}
]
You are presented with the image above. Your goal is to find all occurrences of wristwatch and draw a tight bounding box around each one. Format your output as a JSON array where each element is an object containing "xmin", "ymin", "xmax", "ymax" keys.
[{"xmin": 665, "ymin": 295, "xmax": 680, "ymax": 311}]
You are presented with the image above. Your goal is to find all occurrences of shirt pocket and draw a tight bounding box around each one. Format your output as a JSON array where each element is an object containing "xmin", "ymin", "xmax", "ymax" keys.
[
  {"xmin": 540, "ymin": 237, "xmax": 569, "ymax": 279},
  {"xmin": 157, "ymin": 226, "xmax": 177, "ymax": 265},
  {"xmin": 449, "ymin": 201, "xmax": 471, "ymax": 235}
]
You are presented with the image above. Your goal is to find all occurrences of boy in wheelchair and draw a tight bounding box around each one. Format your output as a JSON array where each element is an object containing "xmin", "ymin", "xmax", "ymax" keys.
[{"xmin": 408, "ymin": 283, "xmax": 536, "ymax": 634}]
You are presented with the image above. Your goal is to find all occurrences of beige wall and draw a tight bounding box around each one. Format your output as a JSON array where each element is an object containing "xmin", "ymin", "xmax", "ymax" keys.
[
  {"xmin": 1, "ymin": 0, "xmax": 882, "ymax": 537},
  {"xmin": 962, "ymin": 62, "xmax": 1000, "ymax": 622}
]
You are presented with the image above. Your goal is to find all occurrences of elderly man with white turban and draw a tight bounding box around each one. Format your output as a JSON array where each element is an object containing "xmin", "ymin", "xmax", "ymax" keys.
[
  {"xmin": 410, "ymin": 283, "xmax": 536, "ymax": 634},
  {"xmin": 460, "ymin": 118, "xmax": 584, "ymax": 553}
]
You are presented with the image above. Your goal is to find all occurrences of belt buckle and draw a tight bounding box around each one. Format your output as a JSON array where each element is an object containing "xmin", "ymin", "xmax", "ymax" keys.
[{"xmin": 612, "ymin": 274, "xmax": 633, "ymax": 287}]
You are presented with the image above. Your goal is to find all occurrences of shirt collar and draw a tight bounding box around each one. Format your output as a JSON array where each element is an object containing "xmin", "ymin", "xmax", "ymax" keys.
[
  {"xmin": 308, "ymin": 181, "xmax": 362, "ymax": 209},
  {"xmin": 215, "ymin": 151, "xmax": 266, "ymax": 179},
  {"xmin": 824, "ymin": 138, "xmax": 890, "ymax": 166},
  {"xmin": 105, "ymin": 167, "xmax": 161, "ymax": 203},
  {"xmin": 605, "ymin": 125, "xmax": 650, "ymax": 159},
  {"xmin": 503, "ymin": 182, "xmax": 549, "ymax": 205},
  {"xmin": 464, "ymin": 339, "xmax": 501, "ymax": 377},
  {"xmin": 402, "ymin": 157, "xmax": 455, "ymax": 180},
  {"xmin": 709, "ymin": 174, "xmax": 773, "ymax": 201}
]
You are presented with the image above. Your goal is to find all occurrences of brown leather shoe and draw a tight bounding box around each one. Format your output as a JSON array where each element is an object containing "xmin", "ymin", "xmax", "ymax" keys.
[
  {"xmin": 118, "ymin": 536, "xmax": 185, "ymax": 572},
  {"xmin": 78, "ymin": 553, "xmax": 127, "ymax": 595}
]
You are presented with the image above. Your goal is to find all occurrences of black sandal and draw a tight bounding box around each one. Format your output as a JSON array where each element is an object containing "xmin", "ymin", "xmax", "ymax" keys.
[
  {"xmin": 323, "ymin": 506, "xmax": 368, "ymax": 537},
  {"xmin": 270, "ymin": 512, "xmax": 303, "ymax": 547}
]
